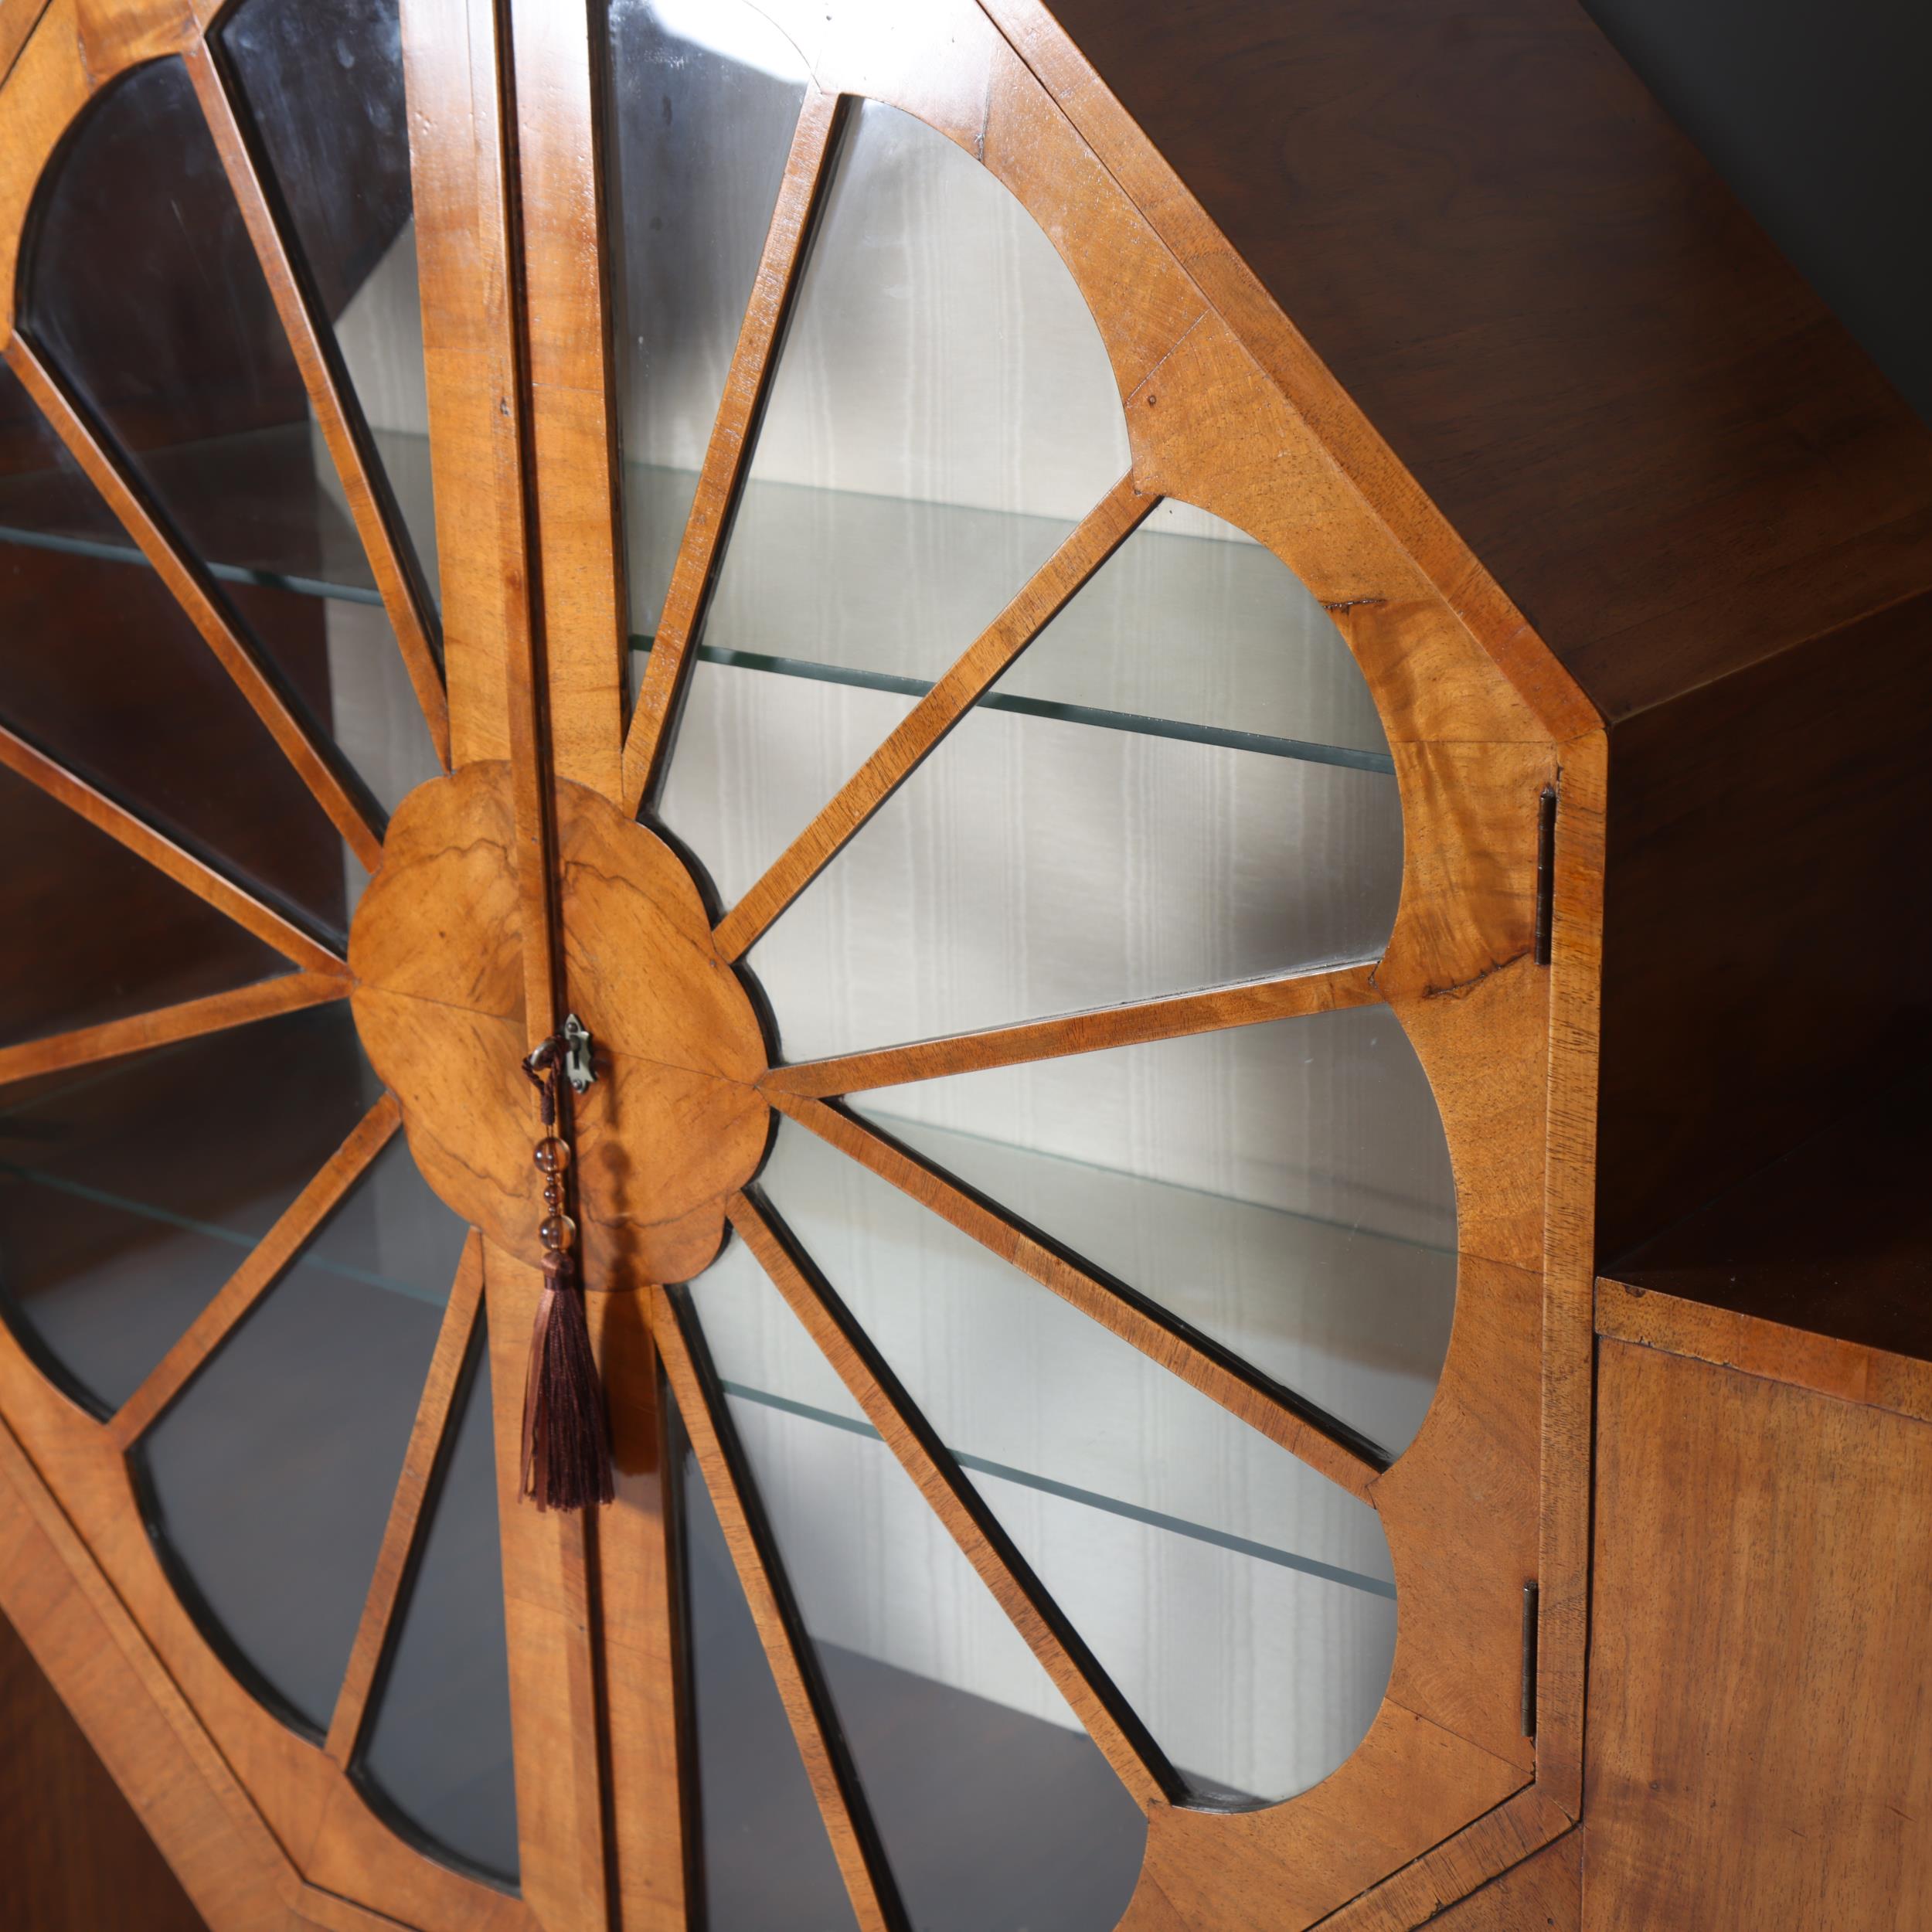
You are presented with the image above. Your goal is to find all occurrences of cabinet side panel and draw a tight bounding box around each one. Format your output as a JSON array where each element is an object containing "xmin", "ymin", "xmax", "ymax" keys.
[
  {"xmin": 1587, "ymin": 1339, "xmax": 1932, "ymax": 1930},
  {"xmin": 1596, "ymin": 587, "xmax": 1932, "ymax": 1258},
  {"xmin": 1032, "ymin": 0, "xmax": 1932, "ymax": 721}
]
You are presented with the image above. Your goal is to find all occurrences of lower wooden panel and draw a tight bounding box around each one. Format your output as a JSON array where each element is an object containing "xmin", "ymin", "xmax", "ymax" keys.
[
  {"xmin": 1588, "ymin": 1340, "xmax": 1932, "ymax": 1930},
  {"xmin": 0, "ymin": 1602, "xmax": 209, "ymax": 1932},
  {"xmin": 591, "ymin": 1289, "xmax": 687, "ymax": 1932},
  {"xmin": 0, "ymin": 1423, "xmax": 300, "ymax": 1932}
]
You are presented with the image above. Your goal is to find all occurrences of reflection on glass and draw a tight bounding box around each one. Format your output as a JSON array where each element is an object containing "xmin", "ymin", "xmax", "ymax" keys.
[
  {"xmin": 17, "ymin": 53, "xmax": 432, "ymax": 850},
  {"xmin": 662, "ymin": 665, "xmax": 915, "ymax": 913},
  {"xmin": 0, "ymin": 1004, "xmax": 378, "ymax": 1417},
  {"xmin": 658, "ymin": 97, "xmax": 1131, "ymax": 894},
  {"xmin": 0, "ymin": 349, "xmax": 122, "ymax": 545},
  {"xmin": 0, "ymin": 764, "xmax": 288, "ymax": 1050},
  {"xmin": 23, "ymin": 58, "xmax": 370, "ymax": 594},
  {"xmin": 1000, "ymin": 501, "xmax": 1390, "ymax": 764},
  {"xmin": 139, "ymin": 1131, "xmax": 471, "ymax": 1735},
  {"xmin": 675, "ymin": 1393, "xmax": 859, "ymax": 1932},
  {"xmin": 229, "ymin": 582, "xmax": 443, "ymax": 823},
  {"xmin": 739, "ymin": 696, "xmax": 1401, "ymax": 1059},
  {"xmin": 746, "ymin": 1122, "xmax": 1399, "ymax": 1804},
  {"xmin": 0, "ymin": 366, "xmax": 366, "ymax": 943},
  {"xmin": 705, "ymin": 97, "xmax": 1127, "ymax": 679},
  {"xmin": 358, "ymin": 1321, "xmax": 518, "ymax": 1888},
  {"xmin": 712, "ymin": 483, "xmax": 1406, "ymax": 1057},
  {"xmin": 855, "ymin": 1005, "xmax": 1458, "ymax": 1457},
  {"xmin": 689, "ymin": 1241, "xmax": 1148, "ymax": 1927},
  {"xmin": 604, "ymin": 0, "xmax": 809, "ymax": 648},
  {"xmin": 221, "ymin": 0, "xmax": 441, "ymax": 603}
]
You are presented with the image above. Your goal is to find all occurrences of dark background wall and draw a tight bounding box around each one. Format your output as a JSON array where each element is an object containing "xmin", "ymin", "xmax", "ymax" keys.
[{"xmin": 1584, "ymin": 0, "xmax": 1932, "ymax": 429}]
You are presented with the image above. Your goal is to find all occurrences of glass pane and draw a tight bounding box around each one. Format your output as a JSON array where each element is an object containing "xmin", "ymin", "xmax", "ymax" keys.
[
  {"xmin": 0, "ymin": 765, "xmax": 289, "ymax": 1050},
  {"xmin": 739, "ymin": 705, "xmax": 1400, "ymax": 1060},
  {"xmin": 0, "ymin": 1003, "xmax": 376, "ymax": 1417},
  {"xmin": 998, "ymin": 501, "xmax": 1390, "ymax": 762},
  {"xmin": 16, "ymin": 53, "xmax": 433, "ymax": 837},
  {"xmin": 0, "ymin": 369, "xmax": 372, "ymax": 946},
  {"xmin": 700, "ymin": 97, "xmax": 1128, "ymax": 682},
  {"xmin": 138, "ymin": 1131, "xmax": 471, "ymax": 1734},
  {"xmin": 657, "ymin": 97, "xmax": 1131, "ymax": 894},
  {"xmin": 358, "ymin": 1321, "xmax": 518, "ymax": 1888},
  {"xmin": 228, "ymin": 583, "xmax": 442, "ymax": 822},
  {"xmin": 719, "ymin": 483, "xmax": 1404, "ymax": 1059},
  {"xmin": 747, "ymin": 1121, "xmax": 1399, "ymax": 1804},
  {"xmin": 0, "ymin": 346, "xmax": 123, "ymax": 544},
  {"xmin": 604, "ymin": 0, "xmax": 810, "ymax": 648},
  {"xmin": 675, "ymin": 1393, "xmax": 859, "ymax": 1932},
  {"xmin": 689, "ymin": 1240, "xmax": 1148, "ymax": 1928},
  {"xmin": 854, "ymin": 1007, "xmax": 1457, "ymax": 1458},
  {"xmin": 22, "ymin": 59, "xmax": 372, "ymax": 596},
  {"xmin": 221, "ymin": 0, "xmax": 440, "ymax": 605}
]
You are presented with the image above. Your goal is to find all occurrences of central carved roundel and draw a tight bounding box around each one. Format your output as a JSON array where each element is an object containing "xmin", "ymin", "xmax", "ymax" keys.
[{"xmin": 348, "ymin": 763, "xmax": 770, "ymax": 1287}]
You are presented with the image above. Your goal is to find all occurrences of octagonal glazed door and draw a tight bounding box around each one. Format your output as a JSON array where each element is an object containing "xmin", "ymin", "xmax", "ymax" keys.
[{"xmin": 0, "ymin": 2, "xmax": 1597, "ymax": 1930}]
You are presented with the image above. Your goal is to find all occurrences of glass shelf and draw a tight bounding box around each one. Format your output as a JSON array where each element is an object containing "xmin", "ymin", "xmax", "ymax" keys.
[
  {"xmin": 628, "ymin": 465, "xmax": 1397, "ymax": 772},
  {"xmin": 0, "ymin": 428, "xmax": 1397, "ymax": 772},
  {"xmin": 633, "ymin": 637, "xmax": 1396, "ymax": 774},
  {"xmin": 0, "ymin": 422, "xmax": 435, "ymax": 607},
  {"xmin": 0, "ymin": 429, "xmax": 1391, "ymax": 769},
  {"xmin": 715, "ymin": 1376, "xmax": 1396, "ymax": 1604},
  {"xmin": 693, "ymin": 1133, "xmax": 1402, "ymax": 1808}
]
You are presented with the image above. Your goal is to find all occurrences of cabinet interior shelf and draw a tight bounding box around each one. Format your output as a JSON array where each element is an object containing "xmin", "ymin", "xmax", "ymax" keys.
[{"xmin": 0, "ymin": 424, "xmax": 1396, "ymax": 776}]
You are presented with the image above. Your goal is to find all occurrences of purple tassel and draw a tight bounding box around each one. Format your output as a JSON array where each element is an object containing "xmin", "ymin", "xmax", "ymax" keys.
[
  {"xmin": 519, "ymin": 1034, "xmax": 613, "ymax": 1512},
  {"xmin": 520, "ymin": 1253, "xmax": 614, "ymax": 1512}
]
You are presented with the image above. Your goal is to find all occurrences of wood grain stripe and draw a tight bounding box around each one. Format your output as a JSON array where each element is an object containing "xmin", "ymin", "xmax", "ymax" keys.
[
  {"xmin": 509, "ymin": 0, "xmax": 628, "ymax": 801},
  {"xmin": 480, "ymin": 1246, "xmax": 609, "ymax": 1932},
  {"xmin": 186, "ymin": 42, "xmax": 451, "ymax": 770},
  {"xmin": 108, "ymin": 1095, "xmax": 400, "ymax": 1449},
  {"xmin": 1312, "ymin": 1785, "xmax": 1573, "ymax": 1930},
  {"xmin": 726, "ymin": 1190, "xmax": 1178, "ymax": 1808},
  {"xmin": 0, "ymin": 719, "xmax": 345, "ymax": 975},
  {"xmin": 325, "ymin": 1232, "xmax": 484, "ymax": 1763},
  {"xmin": 4, "ymin": 333, "xmax": 386, "ymax": 872},
  {"xmin": 0, "ymin": 972, "xmax": 349, "ymax": 1090},
  {"xmin": 769, "ymin": 1093, "xmax": 1385, "ymax": 1499},
  {"xmin": 653, "ymin": 1281, "xmax": 908, "ymax": 1932},
  {"xmin": 711, "ymin": 474, "xmax": 1156, "ymax": 961},
  {"xmin": 763, "ymin": 960, "xmax": 1383, "ymax": 1097},
  {"xmin": 621, "ymin": 87, "xmax": 844, "ymax": 816},
  {"xmin": 0, "ymin": 0, "xmax": 51, "ymax": 90}
]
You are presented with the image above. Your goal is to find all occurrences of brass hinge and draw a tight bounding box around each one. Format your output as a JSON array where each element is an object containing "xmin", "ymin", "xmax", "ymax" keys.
[
  {"xmin": 1521, "ymin": 1580, "xmax": 1540, "ymax": 1739},
  {"xmin": 1533, "ymin": 787, "xmax": 1559, "ymax": 967}
]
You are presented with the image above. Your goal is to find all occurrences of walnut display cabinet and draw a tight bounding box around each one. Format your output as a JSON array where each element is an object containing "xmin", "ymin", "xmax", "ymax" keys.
[{"xmin": 1, "ymin": 2, "xmax": 1927, "ymax": 1930}]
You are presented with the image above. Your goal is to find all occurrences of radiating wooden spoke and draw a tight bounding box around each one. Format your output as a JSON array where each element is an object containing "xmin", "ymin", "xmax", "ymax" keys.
[
  {"xmin": 325, "ymin": 1232, "xmax": 484, "ymax": 1764},
  {"xmin": 185, "ymin": 43, "xmax": 451, "ymax": 770},
  {"xmin": 620, "ymin": 87, "xmax": 845, "ymax": 817},
  {"xmin": 652, "ymin": 1281, "xmax": 909, "ymax": 1932},
  {"xmin": 107, "ymin": 1095, "xmax": 400, "ymax": 1451},
  {"xmin": 712, "ymin": 474, "xmax": 1156, "ymax": 963},
  {"xmin": 769, "ymin": 1093, "xmax": 1386, "ymax": 1498},
  {"xmin": 726, "ymin": 1189, "xmax": 1180, "ymax": 1808},
  {"xmin": 0, "ymin": 721, "xmax": 344, "ymax": 975},
  {"xmin": 3, "ymin": 334, "xmax": 386, "ymax": 873},
  {"xmin": 764, "ymin": 960, "xmax": 1384, "ymax": 1099},
  {"xmin": 0, "ymin": 972, "xmax": 349, "ymax": 1090}
]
